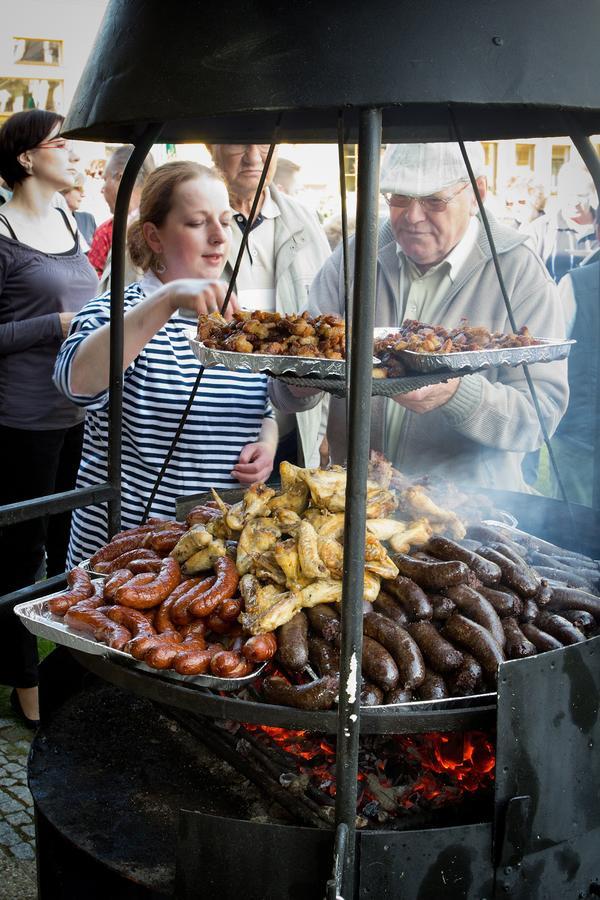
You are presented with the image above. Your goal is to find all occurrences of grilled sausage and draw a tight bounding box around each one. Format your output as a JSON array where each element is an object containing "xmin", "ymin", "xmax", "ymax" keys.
[
  {"xmin": 426, "ymin": 536, "xmax": 501, "ymax": 586},
  {"xmin": 446, "ymin": 653, "xmax": 484, "ymax": 696},
  {"xmin": 116, "ymin": 558, "xmax": 182, "ymax": 609},
  {"xmin": 417, "ymin": 671, "xmax": 449, "ymax": 700},
  {"xmin": 501, "ymin": 617, "xmax": 537, "ymax": 659},
  {"xmin": 174, "ymin": 644, "xmax": 222, "ymax": 675},
  {"xmin": 262, "ymin": 675, "xmax": 339, "ymax": 710},
  {"xmin": 243, "ymin": 633, "xmax": 277, "ymax": 663},
  {"xmin": 390, "ymin": 554, "xmax": 470, "ymax": 591},
  {"xmin": 306, "ymin": 604, "xmax": 340, "ymax": 642},
  {"xmin": 476, "ymin": 585, "xmax": 522, "ymax": 618},
  {"xmin": 520, "ymin": 622, "xmax": 564, "ymax": 652},
  {"xmin": 363, "ymin": 612, "xmax": 426, "ymax": 689},
  {"xmin": 210, "ymin": 650, "xmax": 253, "ymax": 678},
  {"xmin": 64, "ymin": 605, "xmax": 131, "ymax": 650},
  {"xmin": 170, "ymin": 577, "xmax": 214, "ymax": 625},
  {"xmin": 477, "ymin": 547, "xmax": 540, "ymax": 598},
  {"xmin": 407, "ymin": 620, "xmax": 464, "ymax": 674},
  {"xmin": 127, "ymin": 631, "xmax": 183, "ymax": 659},
  {"xmin": 443, "ymin": 614, "xmax": 505, "ymax": 682},
  {"xmin": 373, "ymin": 591, "xmax": 409, "ymax": 625},
  {"xmin": 189, "ymin": 556, "xmax": 240, "ymax": 617},
  {"xmin": 428, "ymin": 594, "xmax": 456, "ymax": 622},
  {"xmin": 308, "ymin": 636, "xmax": 340, "ymax": 676},
  {"xmin": 218, "ymin": 597, "xmax": 242, "ymax": 621},
  {"xmin": 105, "ymin": 606, "xmax": 156, "ymax": 637},
  {"xmin": 96, "ymin": 548, "xmax": 160, "ymax": 575},
  {"xmin": 47, "ymin": 568, "xmax": 95, "ymax": 615},
  {"xmin": 445, "ymin": 585, "xmax": 505, "ymax": 648},
  {"xmin": 549, "ymin": 586, "xmax": 600, "ymax": 617},
  {"xmin": 382, "ymin": 576, "xmax": 433, "ymax": 621},
  {"xmin": 277, "ymin": 611, "xmax": 309, "ymax": 672},
  {"xmin": 536, "ymin": 612, "xmax": 586, "ymax": 645}
]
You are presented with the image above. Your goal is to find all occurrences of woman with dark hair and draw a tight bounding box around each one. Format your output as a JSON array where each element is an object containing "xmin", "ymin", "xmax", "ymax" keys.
[
  {"xmin": 0, "ymin": 109, "xmax": 99, "ymax": 727},
  {"xmin": 54, "ymin": 161, "xmax": 277, "ymax": 567}
]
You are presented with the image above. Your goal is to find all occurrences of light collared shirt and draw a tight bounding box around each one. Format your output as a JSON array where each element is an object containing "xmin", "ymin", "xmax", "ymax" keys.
[
  {"xmin": 230, "ymin": 188, "xmax": 280, "ymax": 312},
  {"xmin": 386, "ymin": 216, "xmax": 480, "ymax": 457}
]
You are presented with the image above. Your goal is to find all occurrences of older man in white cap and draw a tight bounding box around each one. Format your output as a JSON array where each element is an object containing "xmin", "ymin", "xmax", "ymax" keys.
[{"xmin": 271, "ymin": 142, "xmax": 569, "ymax": 491}]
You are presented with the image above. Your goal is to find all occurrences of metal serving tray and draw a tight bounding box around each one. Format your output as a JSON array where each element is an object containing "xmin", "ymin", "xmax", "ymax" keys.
[
  {"xmin": 373, "ymin": 328, "xmax": 574, "ymax": 374},
  {"xmin": 14, "ymin": 592, "xmax": 266, "ymax": 691},
  {"xmin": 188, "ymin": 335, "xmax": 347, "ymax": 377}
]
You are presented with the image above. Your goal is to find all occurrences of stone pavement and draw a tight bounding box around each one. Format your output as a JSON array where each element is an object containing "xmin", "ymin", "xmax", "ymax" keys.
[{"xmin": 0, "ymin": 689, "xmax": 38, "ymax": 900}]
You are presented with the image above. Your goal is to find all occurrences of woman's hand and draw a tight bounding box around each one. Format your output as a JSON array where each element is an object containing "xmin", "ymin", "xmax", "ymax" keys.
[
  {"xmin": 169, "ymin": 279, "xmax": 240, "ymax": 321},
  {"xmin": 232, "ymin": 441, "xmax": 276, "ymax": 484}
]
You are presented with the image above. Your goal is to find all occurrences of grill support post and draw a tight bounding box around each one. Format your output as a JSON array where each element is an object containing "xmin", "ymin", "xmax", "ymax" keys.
[{"xmin": 334, "ymin": 106, "xmax": 382, "ymax": 899}]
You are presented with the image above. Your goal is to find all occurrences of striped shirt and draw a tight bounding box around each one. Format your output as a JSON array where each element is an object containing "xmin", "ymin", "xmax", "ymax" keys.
[{"xmin": 54, "ymin": 275, "xmax": 273, "ymax": 566}]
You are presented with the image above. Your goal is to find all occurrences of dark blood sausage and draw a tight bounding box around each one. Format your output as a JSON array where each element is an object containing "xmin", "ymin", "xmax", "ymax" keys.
[
  {"xmin": 445, "ymin": 585, "xmax": 505, "ymax": 648},
  {"xmin": 417, "ymin": 671, "xmax": 449, "ymax": 700},
  {"xmin": 483, "ymin": 541, "xmax": 529, "ymax": 568},
  {"xmin": 477, "ymin": 547, "xmax": 540, "ymax": 598},
  {"xmin": 549, "ymin": 586, "xmax": 600, "ymax": 617},
  {"xmin": 373, "ymin": 591, "xmax": 409, "ymax": 625},
  {"xmin": 382, "ymin": 576, "xmax": 433, "ymax": 621},
  {"xmin": 466, "ymin": 525, "xmax": 526, "ymax": 557},
  {"xmin": 443, "ymin": 614, "xmax": 505, "ymax": 683},
  {"xmin": 501, "ymin": 617, "xmax": 537, "ymax": 659},
  {"xmin": 476, "ymin": 585, "xmax": 522, "ymax": 618},
  {"xmin": 47, "ymin": 568, "xmax": 95, "ymax": 615},
  {"xmin": 554, "ymin": 556, "xmax": 600, "ymax": 575},
  {"xmin": 536, "ymin": 612, "xmax": 586, "ymax": 645},
  {"xmin": 262, "ymin": 675, "xmax": 339, "ymax": 710},
  {"xmin": 363, "ymin": 612, "xmax": 425, "ymax": 689},
  {"xmin": 407, "ymin": 620, "xmax": 464, "ymax": 674},
  {"xmin": 360, "ymin": 681, "xmax": 384, "ymax": 706},
  {"xmin": 519, "ymin": 598, "xmax": 540, "ymax": 623},
  {"xmin": 277, "ymin": 611, "xmax": 309, "ymax": 672},
  {"xmin": 428, "ymin": 594, "xmax": 456, "ymax": 622},
  {"xmin": 353, "ymin": 634, "xmax": 399, "ymax": 691},
  {"xmin": 533, "ymin": 567, "xmax": 596, "ymax": 593},
  {"xmin": 446, "ymin": 654, "xmax": 484, "ymax": 696},
  {"xmin": 521, "ymin": 623, "xmax": 564, "ymax": 652},
  {"xmin": 384, "ymin": 687, "xmax": 415, "ymax": 704},
  {"xmin": 116, "ymin": 558, "xmax": 182, "ymax": 609},
  {"xmin": 426, "ymin": 536, "xmax": 502, "ymax": 586},
  {"xmin": 306, "ymin": 604, "xmax": 340, "ymax": 642},
  {"xmin": 561, "ymin": 609, "xmax": 596, "ymax": 630},
  {"xmin": 535, "ymin": 580, "xmax": 553, "ymax": 607},
  {"xmin": 308, "ymin": 636, "xmax": 340, "ymax": 676},
  {"xmin": 390, "ymin": 554, "xmax": 470, "ymax": 592}
]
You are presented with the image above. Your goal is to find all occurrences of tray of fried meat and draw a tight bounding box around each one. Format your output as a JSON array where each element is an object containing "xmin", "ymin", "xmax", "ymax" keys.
[
  {"xmin": 14, "ymin": 591, "xmax": 266, "ymax": 690},
  {"xmin": 374, "ymin": 321, "xmax": 574, "ymax": 375}
]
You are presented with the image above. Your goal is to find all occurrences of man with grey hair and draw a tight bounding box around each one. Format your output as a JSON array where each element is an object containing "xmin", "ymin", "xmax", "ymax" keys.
[{"xmin": 271, "ymin": 142, "xmax": 569, "ymax": 491}]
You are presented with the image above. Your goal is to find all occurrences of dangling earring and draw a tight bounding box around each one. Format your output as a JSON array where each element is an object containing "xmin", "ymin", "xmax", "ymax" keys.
[{"xmin": 154, "ymin": 258, "xmax": 166, "ymax": 274}]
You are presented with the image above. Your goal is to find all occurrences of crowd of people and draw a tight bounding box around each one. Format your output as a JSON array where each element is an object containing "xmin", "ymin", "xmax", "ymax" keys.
[{"xmin": 0, "ymin": 108, "xmax": 597, "ymax": 728}]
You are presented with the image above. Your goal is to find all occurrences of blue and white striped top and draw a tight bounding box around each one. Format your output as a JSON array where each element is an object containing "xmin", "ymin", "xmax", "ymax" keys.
[{"xmin": 54, "ymin": 274, "xmax": 273, "ymax": 566}]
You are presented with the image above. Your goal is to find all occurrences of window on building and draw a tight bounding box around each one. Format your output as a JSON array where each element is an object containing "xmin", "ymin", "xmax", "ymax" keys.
[
  {"xmin": 13, "ymin": 38, "xmax": 62, "ymax": 66},
  {"xmin": 0, "ymin": 78, "xmax": 64, "ymax": 116},
  {"xmin": 551, "ymin": 144, "xmax": 571, "ymax": 184},
  {"xmin": 515, "ymin": 143, "xmax": 535, "ymax": 169},
  {"xmin": 343, "ymin": 144, "xmax": 357, "ymax": 193},
  {"xmin": 481, "ymin": 141, "xmax": 498, "ymax": 192}
]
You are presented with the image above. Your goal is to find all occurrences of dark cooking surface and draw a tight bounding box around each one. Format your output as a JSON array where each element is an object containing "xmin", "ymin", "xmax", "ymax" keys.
[{"xmin": 29, "ymin": 682, "xmax": 291, "ymax": 894}]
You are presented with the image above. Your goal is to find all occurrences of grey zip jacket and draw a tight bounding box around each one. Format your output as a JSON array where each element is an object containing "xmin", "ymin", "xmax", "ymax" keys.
[{"xmin": 270, "ymin": 212, "xmax": 569, "ymax": 491}]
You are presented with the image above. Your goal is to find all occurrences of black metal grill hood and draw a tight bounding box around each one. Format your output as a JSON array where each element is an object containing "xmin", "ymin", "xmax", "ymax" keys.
[{"xmin": 63, "ymin": 0, "xmax": 600, "ymax": 143}]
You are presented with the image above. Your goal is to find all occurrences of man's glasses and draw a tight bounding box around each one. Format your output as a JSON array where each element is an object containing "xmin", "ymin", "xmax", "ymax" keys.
[
  {"xmin": 383, "ymin": 181, "xmax": 470, "ymax": 213},
  {"xmin": 35, "ymin": 136, "xmax": 72, "ymax": 151}
]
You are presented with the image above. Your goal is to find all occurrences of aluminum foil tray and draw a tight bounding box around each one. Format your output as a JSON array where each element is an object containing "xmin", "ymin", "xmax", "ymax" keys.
[
  {"xmin": 14, "ymin": 593, "xmax": 266, "ymax": 691},
  {"xmin": 188, "ymin": 336, "xmax": 346, "ymax": 377},
  {"xmin": 374, "ymin": 330, "xmax": 575, "ymax": 374},
  {"xmin": 274, "ymin": 370, "xmax": 457, "ymax": 398}
]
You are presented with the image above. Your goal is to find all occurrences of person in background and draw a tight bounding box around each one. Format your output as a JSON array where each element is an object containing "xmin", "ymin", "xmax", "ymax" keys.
[
  {"xmin": 273, "ymin": 157, "xmax": 300, "ymax": 196},
  {"xmin": 0, "ymin": 109, "xmax": 99, "ymax": 728},
  {"xmin": 54, "ymin": 161, "xmax": 276, "ymax": 566},
  {"xmin": 88, "ymin": 145, "xmax": 155, "ymax": 289},
  {"xmin": 501, "ymin": 173, "xmax": 546, "ymax": 231},
  {"xmin": 522, "ymin": 160, "xmax": 598, "ymax": 282},
  {"xmin": 271, "ymin": 142, "xmax": 568, "ymax": 492},
  {"xmin": 550, "ymin": 205, "xmax": 600, "ymax": 505},
  {"xmin": 207, "ymin": 143, "xmax": 330, "ymax": 467},
  {"xmin": 323, "ymin": 213, "xmax": 357, "ymax": 251},
  {"xmin": 61, "ymin": 171, "xmax": 97, "ymax": 246}
]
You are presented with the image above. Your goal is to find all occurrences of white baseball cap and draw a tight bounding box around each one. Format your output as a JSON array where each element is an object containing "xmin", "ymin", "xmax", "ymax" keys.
[{"xmin": 380, "ymin": 142, "xmax": 485, "ymax": 197}]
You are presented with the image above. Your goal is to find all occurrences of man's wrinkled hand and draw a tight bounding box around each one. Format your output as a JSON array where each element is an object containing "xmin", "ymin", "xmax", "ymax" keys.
[{"xmin": 392, "ymin": 378, "xmax": 460, "ymax": 414}]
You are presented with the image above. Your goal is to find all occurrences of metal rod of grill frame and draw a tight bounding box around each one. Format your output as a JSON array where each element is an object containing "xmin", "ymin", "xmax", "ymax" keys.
[
  {"xmin": 107, "ymin": 123, "xmax": 163, "ymax": 538},
  {"xmin": 334, "ymin": 106, "xmax": 382, "ymax": 900}
]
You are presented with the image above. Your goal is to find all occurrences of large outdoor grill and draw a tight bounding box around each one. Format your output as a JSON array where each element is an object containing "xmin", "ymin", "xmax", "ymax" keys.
[{"xmin": 3, "ymin": 0, "xmax": 600, "ymax": 897}]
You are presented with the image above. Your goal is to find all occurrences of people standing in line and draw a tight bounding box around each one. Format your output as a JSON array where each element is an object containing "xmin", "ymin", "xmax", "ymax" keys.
[
  {"xmin": 271, "ymin": 142, "xmax": 568, "ymax": 492},
  {"xmin": 61, "ymin": 171, "xmax": 97, "ymax": 246},
  {"xmin": 522, "ymin": 160, "xmax": 598, "ymax": 283},
  {"xmin": 273, "ymin": 157, "xmax": 300, "ymax": 196},
  {"xmin": 0, "ymin": 109, "xmax": 99, "ymax": 728},
  {"xmin": 550, "ymin": 206, "xmax": 600, "ymax": 506},
  {"xmin": 54, "ymin": 161, "xmax": 277, "ymax": 566},
  {"xmin": 207, "ymin": 143, "xmax": 330, "ymax": 467},
  {"xmin": 500, "ymin": 173, "xmax": 546, "ymax": 231},
  {"xmin": 88, "ymin": 145, "xmax": 155, "ymax": 291}
]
